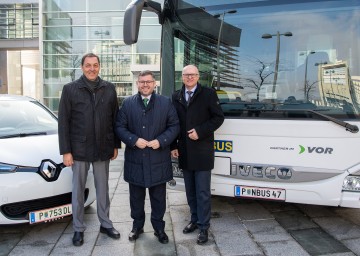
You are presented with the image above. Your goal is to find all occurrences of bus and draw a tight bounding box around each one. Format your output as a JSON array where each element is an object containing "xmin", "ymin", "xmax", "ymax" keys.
[{"xmin": 123, "ymin": 0, "xmax": 360, "ymax": 208}]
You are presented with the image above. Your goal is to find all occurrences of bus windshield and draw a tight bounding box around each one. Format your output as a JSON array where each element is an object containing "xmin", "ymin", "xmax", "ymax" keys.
[{"xmin": 161, "ymin": 0, "xmax": 360, "ymax": 120}]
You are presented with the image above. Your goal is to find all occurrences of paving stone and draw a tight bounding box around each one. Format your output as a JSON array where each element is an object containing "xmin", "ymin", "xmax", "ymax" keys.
[
  {"xmin": 296, "ymin": 204, "xmax": 338, "ymax": 218},
  {"xmin": 169, "ymin": 205, "xmax": 192, "ymax": 224},
  {"xmin": 244, "ymin": 219, "xmax": 292, "ymax": 243},
  {"xmin": 233, "ymin": 201, "xmax": 274, "ymax": 221},
  {"xmin": 260, "ymin": 240, "xmax": 310, "ymax": 256},
  {"xmin": 92, "ymin": 243, "xmax": 134, "ymax": 256},
  {"xmin": 176, "ymin": 240, "xmax": 220, "ymax": 256},
  {"xmin": 133, "ymin": 232, "xmax": 176, "ymax": 256},
  {"xmin": 290, "ymin": 228, "xmax": 351, "ymax": 255},
  {"xmin": 8, "ymin": 244, "xmax": 54, "ymax": 256},
  {"xmin": 0, "ymin": 233, "xmax": 24, "ymax": 256},
  {"xmin": 210, "ymin": 212, "xmax": 246, "ymax": 232},
  {"xmin": 212, "ymin": 229, "xmax": 263, "ymax": 255},
  {"xmin": 167, "ymin": 191, "xmax": 188, "ymax": 206},
  {"xmin": 260, "ymin": 200, "xmax": 299, "ymax": 213},
  {"xmin": 110, "ymin": 193, "xmax": 130, "ymax": 207},
  {"xmin": 17, "ymin": 222, "xmax": 68, "ymax": 245},
  {"xmin": 273, "ymin": 210, "xmax": 318, "ymax": 231},
  {"xmin": 314, "ymin": 217, "xmax": 360, "ymax": 240},
  {"xmin": 50, "ymin": 231, "xmax": 98, "ymax": 256},
  {"xmin": 96, "ymin": 221, "xmax": 132, "ymax": 245},
  {"xmin": 340, "ymin": 238, "xmax": 360, "ymax": 256}
]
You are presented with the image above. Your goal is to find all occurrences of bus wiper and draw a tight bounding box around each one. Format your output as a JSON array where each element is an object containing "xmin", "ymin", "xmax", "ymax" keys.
[
  {"xmin": 304, "ymin": 109, "xmax": 358, "ymax": 133},
  {"xmin": 0, "ymin": 132, "xmax": 47, "ymax": 139}
]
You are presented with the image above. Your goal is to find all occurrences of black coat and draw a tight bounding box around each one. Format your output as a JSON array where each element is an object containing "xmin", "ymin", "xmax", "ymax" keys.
[
  {"xmin": 171, "ymin": 84, "xmax": 224, "ymax": 171},
  {"xmin": 115, "ymin": 93, "xmax": 179, "ymax": 188},
  {"xmin": 58, "ymin": 75, "xmax": 120, "ymax": 162}
]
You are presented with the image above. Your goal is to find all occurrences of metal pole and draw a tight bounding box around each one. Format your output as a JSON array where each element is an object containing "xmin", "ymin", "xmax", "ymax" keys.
[
  {"xmin": 216, "ymin": 12, "xmax": 225, "ymax": 90},
  {"xmin": 272, "ymin": 31, "xmax": 280, "ymax": 96},
  {"xmin": 304, "ymin": 53, "xmax": 309, "ymax": 100}
]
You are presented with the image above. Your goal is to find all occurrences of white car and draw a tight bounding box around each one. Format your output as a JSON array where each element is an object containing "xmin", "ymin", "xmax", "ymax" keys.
[{"xmin": 0, "ymin": 95, "xmax": 96, "ymax": 225}]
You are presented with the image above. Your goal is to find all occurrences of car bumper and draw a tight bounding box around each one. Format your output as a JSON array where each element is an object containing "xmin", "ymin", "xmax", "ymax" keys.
[{"xmin": 0, "ymin": 167, "xmax": 95, "ymax": 224}]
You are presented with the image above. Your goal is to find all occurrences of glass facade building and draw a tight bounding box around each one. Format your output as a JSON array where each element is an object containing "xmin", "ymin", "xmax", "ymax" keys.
[
  {"xmin": 41, "ymin": 0, "xmax": 162, "ymax": 112},
  {"xmin": 0, "ymin": 2, "xmax": 39, "ymax": 97}
]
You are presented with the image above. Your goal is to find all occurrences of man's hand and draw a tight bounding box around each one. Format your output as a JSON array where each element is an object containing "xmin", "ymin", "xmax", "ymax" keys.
[
  {"xmin": 63, "ymin": 153, "xmax": 73, "ymax": 166},
  {"xmin": 187, "ymin": 128, "xmax": 199, "ymax": 140},
  {"xmin": 111, "ymin": 148, "xmax": 118, "ymax": 160},
  {"xmin": 135, "ymin": 138, "xmax": 148, "ymax": 149},
  {"xmin": 171, "ymin": 149, "xmax": 179, "ymax": 158},
  {"xmin": 147, "ymin": 139, "xmax": 160, "ymax": 149}
]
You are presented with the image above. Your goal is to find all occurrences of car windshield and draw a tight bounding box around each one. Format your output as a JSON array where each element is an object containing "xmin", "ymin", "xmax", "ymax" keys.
[{"xmin": 0, "ymin": 100, "xmax": 58, "ymax": 138}]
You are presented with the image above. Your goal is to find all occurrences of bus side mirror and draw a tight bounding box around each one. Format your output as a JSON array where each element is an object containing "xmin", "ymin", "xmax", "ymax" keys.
[
  {"xmin": 123, "ymin": 0, "xmax": 145, "ymax": 45},
  {"xmin": 123, "ymin": 0, "xmax": 162, "ymax": 45}
]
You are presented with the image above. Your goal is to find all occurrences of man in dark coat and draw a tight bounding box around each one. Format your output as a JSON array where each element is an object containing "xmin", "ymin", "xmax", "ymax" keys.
[
  {"xmin": 171, "ymin": 65, "xmax": 224, "ymax": 245},
  {"xmin": 58, "ymin": 53, "xmax": 121, "ymax": 246},
  {"xmin": 115, "ymin": 70, "xmax": 179, "ymax": 244}
]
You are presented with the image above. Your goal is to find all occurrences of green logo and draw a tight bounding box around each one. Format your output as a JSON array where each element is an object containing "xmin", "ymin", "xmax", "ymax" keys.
[{"xmin": 299, "ymin": 145, "xmax": 305, "ymax": 154}]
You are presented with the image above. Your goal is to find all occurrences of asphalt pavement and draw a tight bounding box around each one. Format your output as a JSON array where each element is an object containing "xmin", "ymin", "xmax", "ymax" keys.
[{"xmin": 2, "ymin": 149, "xmax": 360, "ymax": 256}]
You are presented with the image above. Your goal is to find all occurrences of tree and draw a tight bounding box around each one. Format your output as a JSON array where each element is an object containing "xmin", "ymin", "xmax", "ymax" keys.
[{"xmin": 242, "ymin": 57, "xmax": 274, "ymax": 101}]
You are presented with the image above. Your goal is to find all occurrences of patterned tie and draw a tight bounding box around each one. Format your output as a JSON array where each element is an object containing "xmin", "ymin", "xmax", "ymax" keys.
[
  {"xmin": 186, "ymin": 91, "xmax": 193, "ymax": 106},
  {"xmin": 143, "ymin": 98, "xmax": 149, "ymax": 107}
]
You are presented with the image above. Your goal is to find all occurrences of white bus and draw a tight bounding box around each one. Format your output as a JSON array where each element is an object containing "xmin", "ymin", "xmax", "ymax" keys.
[{"xmin": 123, "ymin": 0, "xmax": 360, "ymax": 208}]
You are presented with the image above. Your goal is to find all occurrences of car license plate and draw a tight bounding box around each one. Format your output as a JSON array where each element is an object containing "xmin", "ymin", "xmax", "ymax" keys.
[
  {"xmin": 29, "ymin": 204, "xmax": 72, "ymax": 224},
  {"xmin": 234, "ymin": 185, "xmax": 285, "ymax": 201}
]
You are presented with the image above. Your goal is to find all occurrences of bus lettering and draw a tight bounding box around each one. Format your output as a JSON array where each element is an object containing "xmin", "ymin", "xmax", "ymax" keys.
[
  {"xmin": 214, "ymin": 140, "xmax": 233, "ymax": 152},
  {"xmin": 307, "ymin": 147, "xmax": 333, "ymax": 154}
]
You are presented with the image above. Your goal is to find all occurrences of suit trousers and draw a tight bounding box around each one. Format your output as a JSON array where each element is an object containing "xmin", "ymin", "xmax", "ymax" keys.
[
  {"xmin": 183, "ymin": 169, "xmax": 211, "ymax": 230},
  {"xmin": 72, "ymin": 160, "xmax": 113, "ymax": 232},
  {"xmin": 129, "ymin": 182, "xmax": 166, "ymax": 232}
]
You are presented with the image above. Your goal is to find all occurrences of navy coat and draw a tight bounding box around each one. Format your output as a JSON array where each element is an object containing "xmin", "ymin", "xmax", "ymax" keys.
[
  {"xmin": 115, "ymin": 93, "xmax": 179, "ymax": 188},
  {"xmin": 171, "ymin": 84, "xmax": 224, "ymax": 171}
]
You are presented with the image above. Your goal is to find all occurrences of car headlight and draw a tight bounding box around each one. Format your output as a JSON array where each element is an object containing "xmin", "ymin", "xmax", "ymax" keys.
[
  {"xmin": 0, "ymin": 163, "xmax": 17, "ymax": 173},
  {"xmin": 343, "ymin": 176, "xmax": 360, "ymax": 192}
]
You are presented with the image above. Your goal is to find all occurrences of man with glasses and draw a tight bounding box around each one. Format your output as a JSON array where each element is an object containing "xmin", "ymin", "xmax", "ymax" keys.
[
  {"xmin": 115, "ymin": 70, "xmax": 179, "ymax": 244},
  {"xmin": 171, "ymin": 65, "xmax": 224, "ymax": 245}
]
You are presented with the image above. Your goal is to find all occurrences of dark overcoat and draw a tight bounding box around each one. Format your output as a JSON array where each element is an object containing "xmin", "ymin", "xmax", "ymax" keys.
[
  {"xmin": 58, "ymin": 75, "xmax": 120, "ymax": 162},
  {"xmin": 171, "ymin": 84, "xmax": 224, "ymax": 171},
  {"xmin": 115, "ymin": 92, "xmax": 179, "ymax": 188}
]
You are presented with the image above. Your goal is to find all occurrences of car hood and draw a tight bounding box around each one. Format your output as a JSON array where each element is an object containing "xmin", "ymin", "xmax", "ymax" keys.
[{"xmin": 0, "ymin": 134, "xmax": 63, "ymax": 167}]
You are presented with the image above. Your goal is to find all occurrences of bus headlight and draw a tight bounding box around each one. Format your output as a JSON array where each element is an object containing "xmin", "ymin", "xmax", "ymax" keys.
[{"xmin": 343, "ymin": 176, "xmax": 360, "ymax": 192}]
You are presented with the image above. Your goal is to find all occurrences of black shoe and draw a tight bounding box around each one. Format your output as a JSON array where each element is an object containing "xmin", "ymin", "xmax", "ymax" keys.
[
  {"xmin": 100, "ymin": 226, "xmax": 120, "ymax": 239},
  {"xmin": 128, "ymin": 227, "xmax": 144, "ymax": 241},
  {"xmin": 197, "ymin": 229, "xmax": 208, "ymax": 245},
  {"xmin": 183, "ymin": 222, "xmax": 198, "ymax": 234},
  {"xmin": 154, "ymin": 230, "xmax": 169, "ymax": 244},
  {"xmin": 72, "ymin": 232, "xmax": 84, "ymax": 246}
]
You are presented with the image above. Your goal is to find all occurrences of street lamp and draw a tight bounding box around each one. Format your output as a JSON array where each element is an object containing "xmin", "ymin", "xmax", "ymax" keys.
[
  {"xmin": 214, "ymin": 10, "xmax": 237, "ymax": 90},
  {"xmin": 262, "ymin": 31, "xmax": 292, "ymax": 98},
  {"xmin": 300, "ymin": 50, "xmax": 315, "ymax": 100}
]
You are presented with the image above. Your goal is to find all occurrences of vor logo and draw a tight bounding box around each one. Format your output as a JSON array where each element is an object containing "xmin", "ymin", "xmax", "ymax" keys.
[{"xmin": 299, "ymin": 145, "xmax": 333, "ymax": 154}]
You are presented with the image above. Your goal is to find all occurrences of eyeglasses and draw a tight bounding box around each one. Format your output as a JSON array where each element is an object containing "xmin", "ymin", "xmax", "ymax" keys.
[
  {"xmin": 182, "ymin": 73, "xmax": 199, "ymax": 78},
  {"xmin": 137, "ymin": 80, "xmax": 155, "ymax": 85}
]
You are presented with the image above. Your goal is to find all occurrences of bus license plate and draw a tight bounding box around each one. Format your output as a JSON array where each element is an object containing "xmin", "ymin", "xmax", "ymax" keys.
[
  {"xmin": 234, "ymin": 185, "xmax": 285, "ymax": 201},
  {"xmin": 29, "ymin": 204, "xmax": 72, "ymax": 224}
]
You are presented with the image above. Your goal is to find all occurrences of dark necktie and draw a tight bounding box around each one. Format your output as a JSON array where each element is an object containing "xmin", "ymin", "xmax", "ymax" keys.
[
  {"xmin": 143, "ymin": 98, "xmax": 149, "ymax": 107},
  {"xmin": 186, "ymin": 91, "xmax": 193, "ymax": 106}
]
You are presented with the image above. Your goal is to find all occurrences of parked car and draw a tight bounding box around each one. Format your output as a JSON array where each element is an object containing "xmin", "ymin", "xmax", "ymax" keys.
[{"xmin": 0, "ymin": 95, "xmax": 96, "ymax": 225}]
